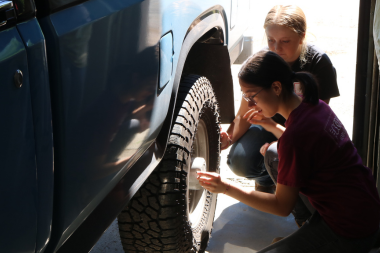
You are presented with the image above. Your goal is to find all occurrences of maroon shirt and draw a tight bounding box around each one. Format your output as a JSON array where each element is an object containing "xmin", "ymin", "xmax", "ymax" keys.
[{"xmin": 277, "ymin": 100, "xmax": 380, "ymax": 238}]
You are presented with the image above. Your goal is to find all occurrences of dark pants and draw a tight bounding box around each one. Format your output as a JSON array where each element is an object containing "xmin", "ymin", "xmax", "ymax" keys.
[
  {"xmin": 259, "ymin": 142, "xmax": 379, "ymax": 252},
  {"xmin": 227, "ymin": 125, "xmax": 277, "ymax": 186},
  {"xmin": 258, "ymin": 211, "xmax": 379, "ymax": 253}
]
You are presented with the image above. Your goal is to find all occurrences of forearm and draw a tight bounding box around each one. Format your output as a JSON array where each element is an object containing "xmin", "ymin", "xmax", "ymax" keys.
[
  {"xmin": 198, "ymin": 172, "xmax": 298, "ymax": 217},
  {"xmin": 227, "ymin": 99, "xmax": 251, "ymax": 143},
  {"xmin": 268, "ymin": 123, "xmax": 286, "ymax": 139},
  {"xmin": 227, "ymin": 115, "xmax": 251, "ymax": 143},
  {"xmin": 225, "ymin": 183, "xmax": 289, "ymax": 217}
]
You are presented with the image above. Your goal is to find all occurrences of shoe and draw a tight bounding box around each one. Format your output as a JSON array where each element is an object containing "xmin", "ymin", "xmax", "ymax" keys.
[
  {"xmin": 270, "ymin": 237, "xmax": 284, "ymax": 245},
  {"xmin": 255, "ymin": 183, "xmax": 276, "ymax": 194}
]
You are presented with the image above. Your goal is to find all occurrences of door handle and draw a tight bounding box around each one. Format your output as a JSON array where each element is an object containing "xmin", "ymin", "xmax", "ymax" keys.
[{"xmin": 0, "ymin": 1, "xmax": 15, "ymax": 28}]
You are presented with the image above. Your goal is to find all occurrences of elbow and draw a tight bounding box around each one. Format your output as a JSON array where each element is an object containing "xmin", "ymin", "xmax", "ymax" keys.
[
  {"xmin": 278, "ymin": 210, "xmax": 292, "ymax": 217},
  {"xmin": 277, "ymin": 207, "xmax": 293, "ymax": 217}
]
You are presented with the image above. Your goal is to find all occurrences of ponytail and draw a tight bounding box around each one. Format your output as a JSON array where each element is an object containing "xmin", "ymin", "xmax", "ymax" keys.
[
  {"xmin": 293, "ymin": 71, "xmax": 319, "ymax": 105},
  {"xmin": 239, "ymin": 50, "xmax": 319, "ymax": 105}
]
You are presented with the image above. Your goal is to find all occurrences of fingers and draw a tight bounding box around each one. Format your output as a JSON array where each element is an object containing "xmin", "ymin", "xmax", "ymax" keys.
[
  {"xmin": 220, "ymin": 144, "xmax": 229, "ymax": 151},
  {"xmin": 244, "ymin": 110, "xmax": 265, "ymax": 124},
  {"xmin": 220, "ymin": 132, "xmax": 229, "ymax": 150},
  {"xmin": 198, "ymin": 180, "xmax": 217, "ymax": 192},
  {"xmin": 243, "ymin": 109, "xmax": 258, "ymax": 120},
  {"xmin": 246, "ymin": 112, "xmax": 256, "ymax": 121},
  {"xmin": 259, "ymin": 143, "xmax": 266, "ymax": 155},
  {"xmin": 196, "ymin": 172, "xmax": 224, "ymax": 193},
  {"xmin": 197, "ymin": 175, "xmax": 216, "ymax": 183},
  {"xmin": 248, "ymin": 119, "xmax": 263, "ymax": 125},
  {"xmin": 196, "ymin": 171, "xmax": 220, "ymax": 179},
  {"xmin": 260, "ymin": 143, "xmax": 270, "ymax": 156}
]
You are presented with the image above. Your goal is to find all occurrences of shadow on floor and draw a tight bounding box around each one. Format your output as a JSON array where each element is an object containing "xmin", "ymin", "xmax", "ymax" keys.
[
  {"xmin": 206, "ymin": 199, "xmax": 380, "ymax": 253},
  {"xmin": 206, "ymin": 201, "xmax": 298, "ymax": 253}
]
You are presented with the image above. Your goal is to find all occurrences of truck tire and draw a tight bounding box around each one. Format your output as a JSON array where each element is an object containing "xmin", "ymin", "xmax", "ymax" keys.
[{"xmin": 118, "ymin": 75, "xmax": 220, "ymax": 252}]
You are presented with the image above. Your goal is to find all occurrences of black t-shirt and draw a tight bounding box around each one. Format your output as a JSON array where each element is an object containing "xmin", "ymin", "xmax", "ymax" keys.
[
  {"xmin": 271, "ymin": 44, "xmax": 340, "ymax": 126},
  {"xmin": 292, "ymin": 44, "xmax": 340, "ymax": 100}
]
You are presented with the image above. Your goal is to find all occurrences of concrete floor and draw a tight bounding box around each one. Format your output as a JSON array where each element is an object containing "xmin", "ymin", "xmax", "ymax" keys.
[{"xmin": 90, "ymin": 0, "xmax": 380, "ymax": 252}]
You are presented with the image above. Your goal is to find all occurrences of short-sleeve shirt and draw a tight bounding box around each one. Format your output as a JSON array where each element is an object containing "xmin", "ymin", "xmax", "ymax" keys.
[
  {"xmin": 292, "ymin": 44, "xmax": 340, "ymax": 100},
  {"xmin": 277, "ymin": 100, "xmax": 380, "ymax": 239}
]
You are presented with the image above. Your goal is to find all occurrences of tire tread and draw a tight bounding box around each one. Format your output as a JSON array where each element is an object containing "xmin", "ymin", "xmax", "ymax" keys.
[{"xmin": 118, "ymin": 75, "xmax": 220, "ymax": 252}]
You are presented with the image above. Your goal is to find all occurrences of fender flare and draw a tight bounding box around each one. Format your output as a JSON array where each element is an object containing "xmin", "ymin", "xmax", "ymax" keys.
[{"xmin": 156, "ymin": 5, "xmax": 231, "ymax": 151}]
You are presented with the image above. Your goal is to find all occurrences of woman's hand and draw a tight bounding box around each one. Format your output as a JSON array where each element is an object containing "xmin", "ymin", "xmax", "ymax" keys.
[
  {"xmin": 197, "ymin": 171, "xmax": 228, "ymax": 194},
  {"xmin": 243, "ymin": 109, "xmax": 276, "ymax": 131},
  {"xmin": 220, "ymin": 132, "xmax": 231, "ymax": 150},
  {"xmin": 260, "ymin": 141, "xmax": 277, "ymax": 156}
]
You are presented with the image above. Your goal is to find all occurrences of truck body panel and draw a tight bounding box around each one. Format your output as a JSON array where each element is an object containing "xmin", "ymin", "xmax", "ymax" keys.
[
  {"xmin": 0, "ymin": 25, "xmax": 38, "ymax": 253},
  {"xmin": 0, "ymin": 0, "xmax": 251, "ymax": 252},
  {"xmin": 17, "ymin": 18, "xmax": 54, "ymax": 253}
]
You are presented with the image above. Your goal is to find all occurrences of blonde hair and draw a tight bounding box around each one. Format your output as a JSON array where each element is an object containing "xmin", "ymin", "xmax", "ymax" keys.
[{"xmin": 264, "ymin": 5, "xmax": 308, "ymax": 68}]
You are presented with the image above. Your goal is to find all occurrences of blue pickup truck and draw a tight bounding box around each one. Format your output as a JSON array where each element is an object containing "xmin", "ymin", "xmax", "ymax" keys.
[{"xmin": 0, "ymin": 0, "xmax": 251, "ymax": 252}]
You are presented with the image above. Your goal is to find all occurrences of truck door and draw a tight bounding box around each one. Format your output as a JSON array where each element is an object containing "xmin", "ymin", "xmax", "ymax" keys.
[
  {"xmin": 0, "ymin": 1, "xmax": 45, "ymax": 252},
  {"xmin": 34, "ymin": 0, "xmax": 161, "ymax": 250}
]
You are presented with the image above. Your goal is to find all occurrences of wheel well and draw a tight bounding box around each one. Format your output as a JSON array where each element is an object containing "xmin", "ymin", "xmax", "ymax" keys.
[{"xmin": 182, "ymin": 28, "xmax": 235, "ymax": 123}]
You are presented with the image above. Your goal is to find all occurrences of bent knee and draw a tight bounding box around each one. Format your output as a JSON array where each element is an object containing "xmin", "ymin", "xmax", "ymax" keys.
[
  {"xmin": 266, "ymin": 142, "xmax": 278, "ymax": 157},
  {"xmin": 264, "ymin": 142, "xmax": 278, "ymax": 168},
  {"xmin": 227, "ymin": 155, "xmax": 254, "ymax": 177}
]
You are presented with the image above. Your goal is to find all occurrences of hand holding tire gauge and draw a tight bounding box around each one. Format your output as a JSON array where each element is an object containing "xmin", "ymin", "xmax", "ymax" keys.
[{"xmin": 197, "ymin": 171, "xmax": 231, "ymax": 194}]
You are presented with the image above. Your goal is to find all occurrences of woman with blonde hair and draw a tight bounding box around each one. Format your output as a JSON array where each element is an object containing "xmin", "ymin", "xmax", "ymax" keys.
[{"xmin": 220, "ymin": 5, "xmax": 340, "ymax": 227}]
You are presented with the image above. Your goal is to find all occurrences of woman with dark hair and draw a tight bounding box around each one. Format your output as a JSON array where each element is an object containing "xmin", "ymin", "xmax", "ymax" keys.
[{"xmin": 198, "ymin": 50, "xmax": 380, "ymax": 252}]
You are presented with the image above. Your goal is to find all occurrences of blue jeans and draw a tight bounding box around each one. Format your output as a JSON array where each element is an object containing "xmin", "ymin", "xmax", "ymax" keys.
[
  {"xmin": 257, "ymin": 211, "xmax": 379, "ymax": 253},
  {"xmin": 227, "ymin": 125, "xmax": 277, "ymax": 186}
]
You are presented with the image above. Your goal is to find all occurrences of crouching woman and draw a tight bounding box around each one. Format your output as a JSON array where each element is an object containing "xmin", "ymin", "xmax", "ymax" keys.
[{"xmin": 197, "ymin": 50, "xmax": 380, "ymax": 252}]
